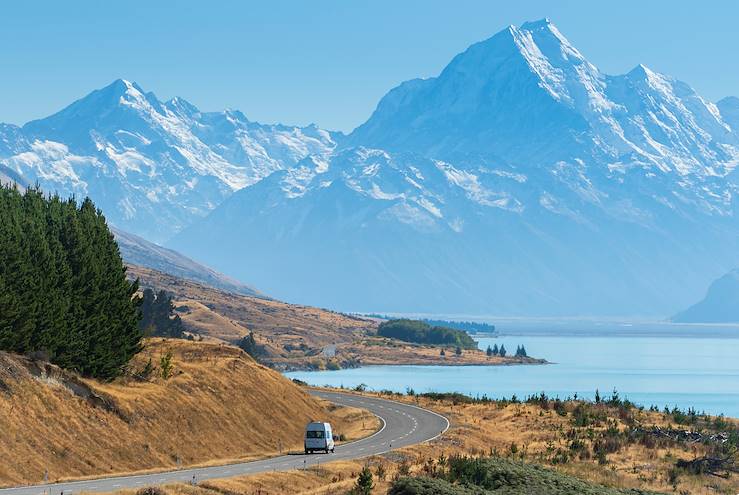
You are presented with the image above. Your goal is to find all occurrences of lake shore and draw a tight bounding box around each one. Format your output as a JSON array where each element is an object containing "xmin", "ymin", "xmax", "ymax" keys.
[
  {"xmin": 268, "ymin": 338, "xmax": 547, "ymax": 371},
  {"xmin": 286, "ymin": 333, "xmax": 739, "ymax": 417}
]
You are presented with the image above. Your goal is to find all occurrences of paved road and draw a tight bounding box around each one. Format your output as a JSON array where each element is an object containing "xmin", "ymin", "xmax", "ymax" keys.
[{"xmin": 0, "ymin": 390, "xmax": 449, "ymax": 495}]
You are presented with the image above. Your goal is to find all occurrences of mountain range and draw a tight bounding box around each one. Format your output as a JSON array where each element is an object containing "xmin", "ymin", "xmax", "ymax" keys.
[
  {"xmin": 672, "ymin": 269, "xmax": 739, "ymax": 323},
  {"xmin": 0, "ymin": 80, "xmax": 336, "ymax": 242},
  {"xmin": 2, "ymin": 19, "xmax": 738, "ymax": 316}
]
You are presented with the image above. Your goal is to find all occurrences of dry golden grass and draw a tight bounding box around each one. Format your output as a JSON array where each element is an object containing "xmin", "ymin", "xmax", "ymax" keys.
[
  {"xmin": 372, "ymin": 392, "xmax": 739, "ymax": 495},
  {"xmin": 124, "ymin": 391, "xmax": 739, "ymax": 495},
  {"xmin": 128, "ymin": 265, "xmax": 372, "ymax": 351},
  {"xmin": 128, "ymin": 265, "xmax": 543, "ymax": 370},
  {"xmin": 0, "ymin": 340, "xmax": 378, "ymax": 488}
]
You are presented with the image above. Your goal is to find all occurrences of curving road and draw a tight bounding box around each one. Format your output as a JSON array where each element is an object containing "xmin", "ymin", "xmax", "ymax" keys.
[{"xmin": 0, "ymin": 390, "xmax": 449, "ymax": 495}]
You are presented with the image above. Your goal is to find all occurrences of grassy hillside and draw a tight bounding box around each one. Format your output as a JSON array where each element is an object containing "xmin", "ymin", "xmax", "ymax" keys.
[
  {"xmin": 112, "ymin": 386, "xmax": 739, "ymax": 495},
  {"xmin": 127, "ymin": 265, "xmax": 544, "ymax": 370},
  {"xmin": 0, "ymin": 339, "xmax": 378, "ymax": 487}
]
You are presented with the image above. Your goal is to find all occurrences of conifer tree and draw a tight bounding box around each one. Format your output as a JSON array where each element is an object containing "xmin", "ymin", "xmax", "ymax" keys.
[{"xmin": 0, "ymin": 185, "xmax": 142, "ymax": 380}]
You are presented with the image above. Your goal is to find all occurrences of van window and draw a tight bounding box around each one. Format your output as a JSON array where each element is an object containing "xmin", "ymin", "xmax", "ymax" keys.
[{"xmin": 306, "ymin": 430, "xmax": 325, "ymax": 439}]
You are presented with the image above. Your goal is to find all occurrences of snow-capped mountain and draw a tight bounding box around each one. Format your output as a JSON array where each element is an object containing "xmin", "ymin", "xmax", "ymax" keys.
[
  {"xmin": 0, "ymin": 79, "xmax": 337, "ymax": 242},
  {"xmin": 171, "ymin": 20, "xmax": 739, "ymax": 316}
]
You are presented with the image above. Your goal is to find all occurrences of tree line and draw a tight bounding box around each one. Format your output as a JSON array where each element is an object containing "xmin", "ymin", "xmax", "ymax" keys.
[
  {"xmin": 486, "ymin": 343, "xmax": 528, "ymax": 358},
  {"xmin": 378, "ymin": 319, "xmax": 478, "ymax": 349},
  {"xmin": 0, "ymin": 186, "xmax": 142, "ymax": 380},
  {"xmin": 422, "ymin": 319, "xmax": 496, "ymax": 334}
]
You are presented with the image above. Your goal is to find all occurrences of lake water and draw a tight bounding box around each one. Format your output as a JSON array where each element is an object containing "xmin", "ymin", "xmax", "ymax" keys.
[{"xmin": 285, "ymin": 328, "xmax": 739, "ymax": 417}]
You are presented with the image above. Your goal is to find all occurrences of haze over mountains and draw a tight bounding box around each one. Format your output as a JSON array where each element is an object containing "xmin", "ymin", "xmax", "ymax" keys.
[
  {"xmin": 2, "ymin": 19, "xmax": 738, "ymax": 316},
  {"xmin": 673, "ymin": 269, "xmax": 739, "ymax": 323}
]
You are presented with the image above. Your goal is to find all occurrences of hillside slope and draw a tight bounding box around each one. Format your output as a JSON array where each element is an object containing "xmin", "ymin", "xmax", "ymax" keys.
[
  {"xmin": 672, "ymin": 269, "xmax": 739, "ymax": 323},
  {"xmin": 0, "ymin": 339, "xmax": 376, "ymax": 487},
  {"xmin": 127, "ymin": 264, "xmax": 372, "ymax": 348},
  {"xmin": 114, "ymin": 227, "xmax": 261, "ymax": 297},
  {"xmin": 127, "ymin": 265, "xmax": 543, "ymax": 369}
]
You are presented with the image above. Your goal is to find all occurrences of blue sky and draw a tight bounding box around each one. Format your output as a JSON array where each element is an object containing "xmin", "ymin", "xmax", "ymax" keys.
[{"xmin": 2, "ymin": 0, "xmax": 738, "ymax": 132}]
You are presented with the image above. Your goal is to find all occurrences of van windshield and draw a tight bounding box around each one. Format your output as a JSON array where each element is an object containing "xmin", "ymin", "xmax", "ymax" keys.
[{"xmin": 306, "ymin": 430, "xmax": 325, "ymax": 439}]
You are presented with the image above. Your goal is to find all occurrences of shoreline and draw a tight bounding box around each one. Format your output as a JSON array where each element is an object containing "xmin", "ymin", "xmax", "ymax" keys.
[{"xmin": 271, "ymin": 356, "xmax": 549, "ymax": 372}]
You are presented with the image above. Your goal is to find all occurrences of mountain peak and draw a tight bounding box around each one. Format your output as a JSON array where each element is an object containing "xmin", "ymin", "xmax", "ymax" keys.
[
  {"xmin": 99, "ymin": 78, "xmax": 146, "ymax": 99},
  {"xmin": 520, "ymin": 17, "xmax": 553, "ymax": 30},
  {"xmin": 628, "ymin": 63, "xmax": 653, "ymax": 76}
]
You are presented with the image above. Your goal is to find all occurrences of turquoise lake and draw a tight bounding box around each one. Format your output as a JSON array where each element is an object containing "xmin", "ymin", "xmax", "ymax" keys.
[{"xmin": 285, "ymin": 328, "xmax": 739, "ymax": 417}]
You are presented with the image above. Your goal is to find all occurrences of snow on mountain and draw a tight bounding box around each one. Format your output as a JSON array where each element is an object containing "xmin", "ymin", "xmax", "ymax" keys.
[
  {"xmin": 0, "ymin": 79, "xmax": 337, "ymax": 242},
  {"xmin": 172, "ymin": 20, "xmax": 739, "ymax": 316},
  {"xmin": 350, "ymin": 19, "xmax": 739, "ymax": 196}
]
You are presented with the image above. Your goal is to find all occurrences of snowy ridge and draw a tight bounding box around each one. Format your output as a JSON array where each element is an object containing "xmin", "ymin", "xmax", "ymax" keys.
[
  {"xmin": 171, "ymin": 20, "xmax": 739, "ymax": 316},
  {"xmin": 3, "ymin": 20, "xmax": 739, "ymax": 316},
  {"xmin": 0, "ymin": 79, "xmax": 337, "ymax": 242}
]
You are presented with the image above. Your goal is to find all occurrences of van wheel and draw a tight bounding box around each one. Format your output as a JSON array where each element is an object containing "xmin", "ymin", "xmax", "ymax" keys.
[{"xmin": 305, "ymin": 448, "xmax": 309, "ymax": 455}]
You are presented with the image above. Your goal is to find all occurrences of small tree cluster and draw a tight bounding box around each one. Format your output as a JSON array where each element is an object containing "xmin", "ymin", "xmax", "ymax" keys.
[
  {"xmin": 487, "ymin": 343, "xmax": 518, "ymax": 358},
  {"xmin": 238, "ymin": 331, "xmax": 264, "ymax": 358},
  {"xmin": 139, "ymin": 289, "xmax": 184, "ymax": 338}
]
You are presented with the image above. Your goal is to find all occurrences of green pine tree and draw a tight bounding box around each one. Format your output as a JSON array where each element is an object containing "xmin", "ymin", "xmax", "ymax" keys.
[
  {"xmin": 0, "ymin": 187, "xmax": 142, "ymax": 380},
  {"xmin": 354, "ymin": 465, "xmax": 374, "ymax": 494}
]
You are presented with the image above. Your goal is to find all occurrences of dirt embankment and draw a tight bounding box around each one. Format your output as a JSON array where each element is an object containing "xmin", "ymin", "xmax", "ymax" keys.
[{"xmin": 0, "ymin": 339, "xmax": 378, "ymax": 487}]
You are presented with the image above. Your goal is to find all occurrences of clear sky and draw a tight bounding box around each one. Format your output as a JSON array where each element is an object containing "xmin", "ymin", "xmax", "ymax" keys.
[{"xmin": 2, "ymin": 0, "xmax": 738, "ymax": 132}]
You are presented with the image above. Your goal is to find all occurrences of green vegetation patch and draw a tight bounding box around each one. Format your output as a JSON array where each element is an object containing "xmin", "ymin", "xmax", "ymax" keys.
[
  {"xmin": 389, "ymin": 456, "xmax": 665, "ymax": 495},
  {"xmin": 377, "ymin": 319, "xmax": 477, "ymax": 349},
  {"xmin": 422, "ymin": 319, "xmax": 496, "ymax": 334}
]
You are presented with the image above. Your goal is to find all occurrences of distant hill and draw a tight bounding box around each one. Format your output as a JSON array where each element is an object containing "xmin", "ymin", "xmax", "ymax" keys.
[
  {"xmin": 113, "ymin": 227, "xmax": 262, "ymax": 298},
  {"xmin": 672, "ymin": 269, "xmax": 739, "ymax": 323}
]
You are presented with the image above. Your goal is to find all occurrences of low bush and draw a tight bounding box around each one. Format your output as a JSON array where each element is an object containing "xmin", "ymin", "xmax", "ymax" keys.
[{"xmin": 390, "ymin": 455, "xmax": 666, "ymax": 495}]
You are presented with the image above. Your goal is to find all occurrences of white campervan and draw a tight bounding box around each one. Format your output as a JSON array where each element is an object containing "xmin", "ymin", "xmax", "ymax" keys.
[{"xmin": 304, "ymin": 421, "xmax": 335, "ymax": 454}]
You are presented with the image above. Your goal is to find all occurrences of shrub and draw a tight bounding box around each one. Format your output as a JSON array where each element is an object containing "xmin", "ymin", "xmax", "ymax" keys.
[
  {"xmin": 352, "ymin": 466, "xmax": 373, "ymax": 494},
  {"xmin": 433, "ymin": 455, "xmax": 664, "ymax": 494},
  {"xmin": 160, "ymin": 351, "xmax": 174, "ymax": 380},
  {"xmin": 136, "ymin": 488, "xmax": 165, "ymax": 495},
  {"xmin": 389, "ymin": 477, "xmax": 480, "ymax": 495}
]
